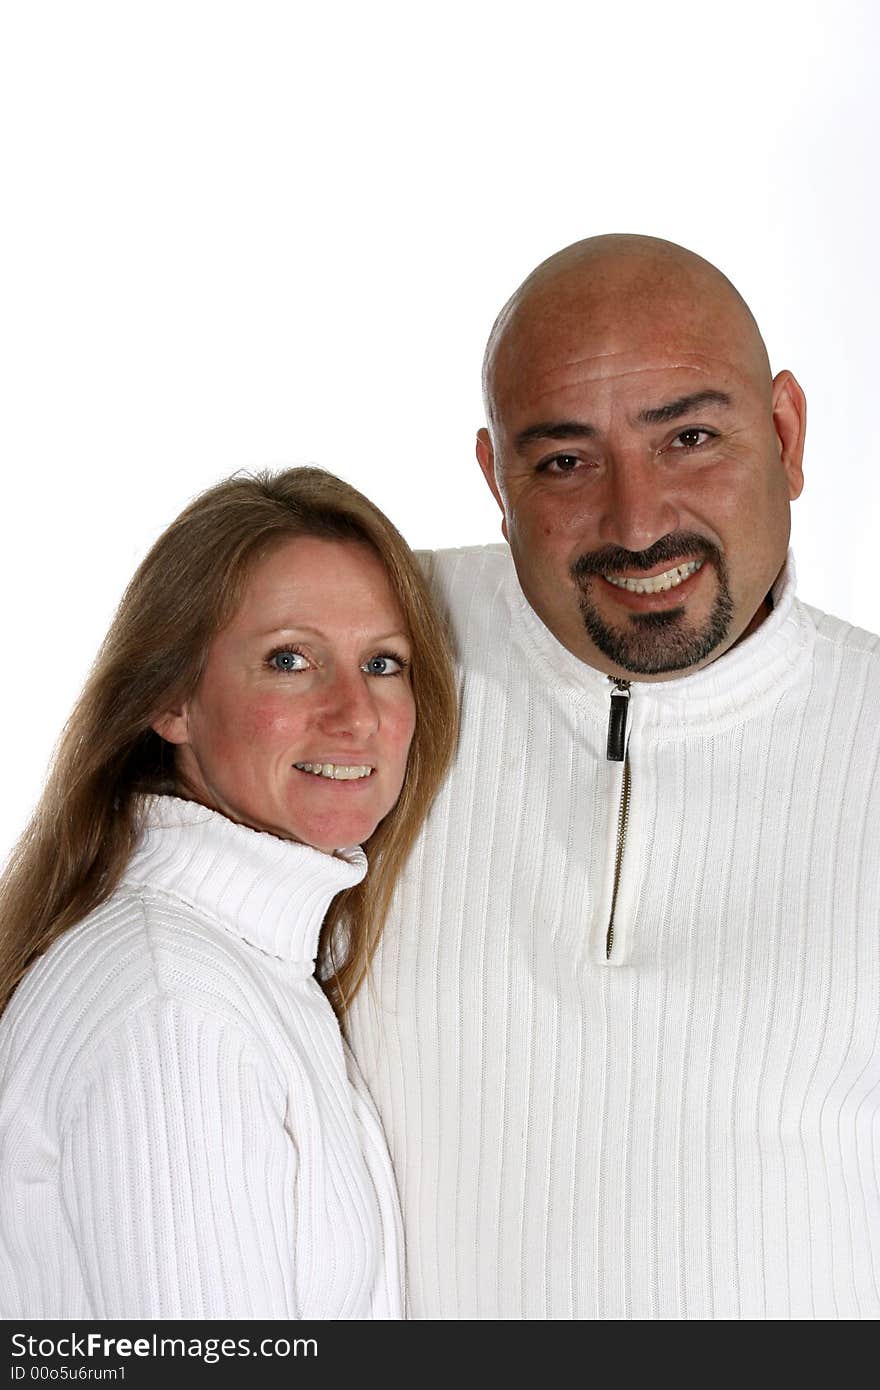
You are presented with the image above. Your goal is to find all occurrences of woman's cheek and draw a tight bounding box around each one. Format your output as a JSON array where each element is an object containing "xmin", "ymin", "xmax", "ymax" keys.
[
  {"xmin": 389, "ymin": 690, "xmax": 417, "ymax": 756},
  {"xmin": 223, "ymin": 694, "xmax": 301, "ymax": 745}
]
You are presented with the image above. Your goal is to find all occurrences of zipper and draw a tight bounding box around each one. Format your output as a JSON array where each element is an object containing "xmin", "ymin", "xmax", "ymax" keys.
[
  {"xmin": 606, "ymin": 679, "xmax": 630, "ymax": 762},
  {"xmin": 605, "ymin": 679, "xmax": 632, "ymax": 960},
  {"xmin": 606, "ymin": 753, "xmax": 632, "ymax": 958}
]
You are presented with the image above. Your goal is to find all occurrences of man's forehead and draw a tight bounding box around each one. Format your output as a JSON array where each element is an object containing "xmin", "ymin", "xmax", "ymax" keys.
[{"xmin": 496, "ymin": 346, "xmax": 751, "ymax": 425}]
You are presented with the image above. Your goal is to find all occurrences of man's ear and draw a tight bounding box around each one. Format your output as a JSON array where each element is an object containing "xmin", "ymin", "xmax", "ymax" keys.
[
  {"xmin": 771, "ymin": 370, "xmax": 806, "ymax": 501},
  {"xmin": 151, "ymin": 704, "xmax": 189, "ymax": 746},
  {"xmin": 476, "ymin": 428, "xmax": 509, "ymax": 540}
]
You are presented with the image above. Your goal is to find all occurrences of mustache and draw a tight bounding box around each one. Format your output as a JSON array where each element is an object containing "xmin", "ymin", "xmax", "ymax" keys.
[{"xmin": 570, "ymin": 532, "xmax": 722, "ymax": 580}]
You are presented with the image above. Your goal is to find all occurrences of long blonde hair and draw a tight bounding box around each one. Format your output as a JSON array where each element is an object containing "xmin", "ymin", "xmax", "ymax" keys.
[{"xmin": 0, "ymin": 468, "xmax": 458, "ymax": 1016}]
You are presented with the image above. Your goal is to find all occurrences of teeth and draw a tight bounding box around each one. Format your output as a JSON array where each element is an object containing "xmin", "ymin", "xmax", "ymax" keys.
[
  {"xmin": 294, "ymin": 762, "xmax": 373, "ymax": 780},
  {"xmin": 604, "ymin": 559, "xmax": 704, "ymax": 594}
]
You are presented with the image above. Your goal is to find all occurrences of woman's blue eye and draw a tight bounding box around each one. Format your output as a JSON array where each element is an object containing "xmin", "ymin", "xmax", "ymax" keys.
[
  {"xmin": 362, "ymin": 654, "xmax": 406, "ymax": 676},
  {"xmin": 268, "ymin": 648, "xmax": 308, "ymax": 672}
]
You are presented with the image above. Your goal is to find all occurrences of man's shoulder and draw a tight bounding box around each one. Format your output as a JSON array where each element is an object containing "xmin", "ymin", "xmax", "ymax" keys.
[
  {"xmin": 414, "ymin": 544, "xmax": 518, "ymax": 651},
  {"xmin": 415, "ymin": 543, "xmax": 517, "ymax": 610},
  {"xmin": 415, "ymin": 542, "xmax": 513, "ymax": 588},
  {"xmin": 797, "ymin": 598, "xmax": 880, "ymax": 664}
]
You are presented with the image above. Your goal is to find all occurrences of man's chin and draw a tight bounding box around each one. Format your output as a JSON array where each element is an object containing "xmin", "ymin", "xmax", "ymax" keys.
[{"xmin": 580, "ymin": 601, "xmax": 734, "ymax": 678}]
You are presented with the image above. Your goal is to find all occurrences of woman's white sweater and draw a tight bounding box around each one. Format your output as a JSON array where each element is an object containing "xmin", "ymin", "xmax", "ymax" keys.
[{"xmin": 0, "ymin": 796, "xmax": 403, "ymax": 1320}]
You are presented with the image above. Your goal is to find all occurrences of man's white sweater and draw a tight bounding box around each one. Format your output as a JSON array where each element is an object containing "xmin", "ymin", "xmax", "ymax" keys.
[
  {"xmin": 346, "ymin": 547, "xmax": 880, "ymax": 1320},
  {"xmin": 0, "ymin": 796, "xmax": 403, "ymax": 1319}
]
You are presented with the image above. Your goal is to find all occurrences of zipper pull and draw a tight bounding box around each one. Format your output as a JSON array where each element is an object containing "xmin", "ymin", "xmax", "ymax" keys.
[{"xmin": 606, "ymin": 679, "xmax": 631, "ymax": 762}]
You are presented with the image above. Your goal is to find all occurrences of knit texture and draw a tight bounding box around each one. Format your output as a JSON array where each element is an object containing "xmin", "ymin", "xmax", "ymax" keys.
[
  {"xmin": 0, "ymin": 796, "xmax": 403, "ymax": 1319},
  {"xmin": 346, "ymin": 547, "xmax": 880, "ymax": 1319}
]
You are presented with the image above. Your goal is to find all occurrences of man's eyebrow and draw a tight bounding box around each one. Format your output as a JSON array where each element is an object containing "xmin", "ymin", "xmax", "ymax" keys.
[
  {"xmin": 513, "ymin": 421, "xmax": 597, "ymax": 451},
  {"xmin": 636, "ymin": 390, "xmax": 733, "ymax": 425},
  {"xmin": 512, "ymin": 393, "xmax": 733, "ymax": 449}
]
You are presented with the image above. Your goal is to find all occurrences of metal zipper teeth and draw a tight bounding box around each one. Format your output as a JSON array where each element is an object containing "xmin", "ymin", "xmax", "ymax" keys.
[
  {"xmin": 606, "ymin": 753, "xmax": 632, "ymax": 960},
  {"xmin": 604, "ymin": 677, "xmax": 632, "ymax": 961}
]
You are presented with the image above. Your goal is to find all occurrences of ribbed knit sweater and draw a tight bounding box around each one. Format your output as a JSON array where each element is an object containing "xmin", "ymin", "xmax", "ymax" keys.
[
  {"xmin": 346, "ymin": 547, "xmax": 880, "ymax": 1320},
  {"xmin": 0, "ymin": 796, "xmax": 403, "ymax": 1320}
]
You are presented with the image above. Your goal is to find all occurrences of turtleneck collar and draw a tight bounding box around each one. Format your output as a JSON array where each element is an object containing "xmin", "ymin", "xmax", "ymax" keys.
[
  {"xmin": 122, "ymin": 796, "xmax": 367, "ymax": 962},
  {"xmin": 510, "ymin": 552, "xmax": 815, "ymax": 737}
]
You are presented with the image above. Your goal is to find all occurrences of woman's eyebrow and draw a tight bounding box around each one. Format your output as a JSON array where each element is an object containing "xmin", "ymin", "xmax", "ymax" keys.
[{"xmin": 255, "ymin": 625, "xmax": 410, "ymax": 643}]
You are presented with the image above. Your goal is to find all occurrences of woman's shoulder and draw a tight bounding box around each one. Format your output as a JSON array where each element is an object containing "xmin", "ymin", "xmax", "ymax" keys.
[
  {"xmin": 6, "ymin": 879, "xmax": 253, "ymax": 1010},
  {"xmin": 0, "ymin": 883, "xmax": 284, "ymax": 1119}
]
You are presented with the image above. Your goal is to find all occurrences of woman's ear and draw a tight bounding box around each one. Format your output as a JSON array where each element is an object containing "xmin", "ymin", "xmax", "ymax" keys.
[{"xmin": 151, "ymin": 705, "xmax": 189, "ymax": 746}]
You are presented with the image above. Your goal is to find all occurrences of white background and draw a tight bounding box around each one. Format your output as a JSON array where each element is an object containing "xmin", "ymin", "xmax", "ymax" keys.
[{"xmin": 2, "ymin": 0, "xmax": 878, "ymax": 860}]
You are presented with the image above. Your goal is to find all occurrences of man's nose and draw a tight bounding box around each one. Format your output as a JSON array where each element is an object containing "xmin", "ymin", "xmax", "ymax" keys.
[
  {"xmin": 318, "ymin": 669, "xmax": 380, "ymax": 740},
  {"xmin": 596, "ymin": 453, "xmax": 679, "ymax": 553}
]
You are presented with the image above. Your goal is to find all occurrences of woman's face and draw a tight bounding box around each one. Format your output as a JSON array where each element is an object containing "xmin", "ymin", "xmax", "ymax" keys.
[{"xmin": 155, "ymin": 536, "xmax": 417, "ymax": 852}]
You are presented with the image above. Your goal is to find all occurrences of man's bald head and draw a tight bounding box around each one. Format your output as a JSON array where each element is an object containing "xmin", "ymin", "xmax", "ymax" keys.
[
  {"xmin": 482, "ymin": 234, "xmax": 772, "ymax": 433},
  {"xmin": 475, "ymin": 232, "xmax": 806, "ymax": 681}
]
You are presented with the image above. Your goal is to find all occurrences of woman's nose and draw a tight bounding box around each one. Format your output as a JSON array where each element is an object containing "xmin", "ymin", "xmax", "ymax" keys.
[{"xmin": 318, "ymin": 670, "xmax": 380, "ymax": 739}]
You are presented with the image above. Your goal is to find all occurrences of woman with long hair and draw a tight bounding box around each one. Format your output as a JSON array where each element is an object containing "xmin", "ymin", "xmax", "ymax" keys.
[{"xmin": 0, "ymin": 467, "xmax": 457, "ymax": 1319}]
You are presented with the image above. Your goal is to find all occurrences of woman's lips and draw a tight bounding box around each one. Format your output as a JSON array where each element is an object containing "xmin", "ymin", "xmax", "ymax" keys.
[{"xmin": 293, "ymin": 762, "xmax": 374, "ymax": 780}]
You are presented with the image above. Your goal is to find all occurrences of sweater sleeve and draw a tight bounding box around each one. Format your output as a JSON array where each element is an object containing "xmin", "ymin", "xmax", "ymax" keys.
[{"xmin": 59, "ymin": 996, "xmax": 299, "ymax": 1319}]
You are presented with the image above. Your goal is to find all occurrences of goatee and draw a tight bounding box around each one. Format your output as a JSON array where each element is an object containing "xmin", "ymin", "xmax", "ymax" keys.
[{"xmin": 570, "ymin": 534, "xmax": 734, "ymax": 676}]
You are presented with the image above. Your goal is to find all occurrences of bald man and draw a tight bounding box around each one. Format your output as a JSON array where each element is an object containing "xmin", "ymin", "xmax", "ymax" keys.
[{"xmin": 346, "ymin": 236, "xmax": 880, "ymax": 1319}]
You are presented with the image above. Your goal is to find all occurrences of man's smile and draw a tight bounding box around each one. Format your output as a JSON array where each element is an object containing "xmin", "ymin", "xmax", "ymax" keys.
[{"xmin": 602, "ymin": 558, "xmax": 704, "ymax": 594}]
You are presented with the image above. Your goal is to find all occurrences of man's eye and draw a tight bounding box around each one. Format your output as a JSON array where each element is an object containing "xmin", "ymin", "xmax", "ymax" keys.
[
  {"xmin": 538, "ymin": 454, "xmax": 582, "ymax": 474},
  {"xmin": 362, "ymin": 653, "xmax": 408, "ymax": 677},
  {"xmin": 268, "ymin": 648, "xmax": 309, "ymax": 672},
  {"xmin": 669, "ymin": 428, "xmax": 714, "ymax": 450}
]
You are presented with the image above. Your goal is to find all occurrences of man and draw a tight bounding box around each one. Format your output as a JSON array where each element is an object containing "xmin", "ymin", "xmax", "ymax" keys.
[{"xmin": 346, "ymin": 235, "xmax": 880, "ymax": 1319}]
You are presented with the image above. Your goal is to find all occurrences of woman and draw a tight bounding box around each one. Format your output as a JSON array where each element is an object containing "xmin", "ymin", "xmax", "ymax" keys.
[{"xmin": 0, "ymin": 467, "xmax": 457, "ymax": 1319}]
